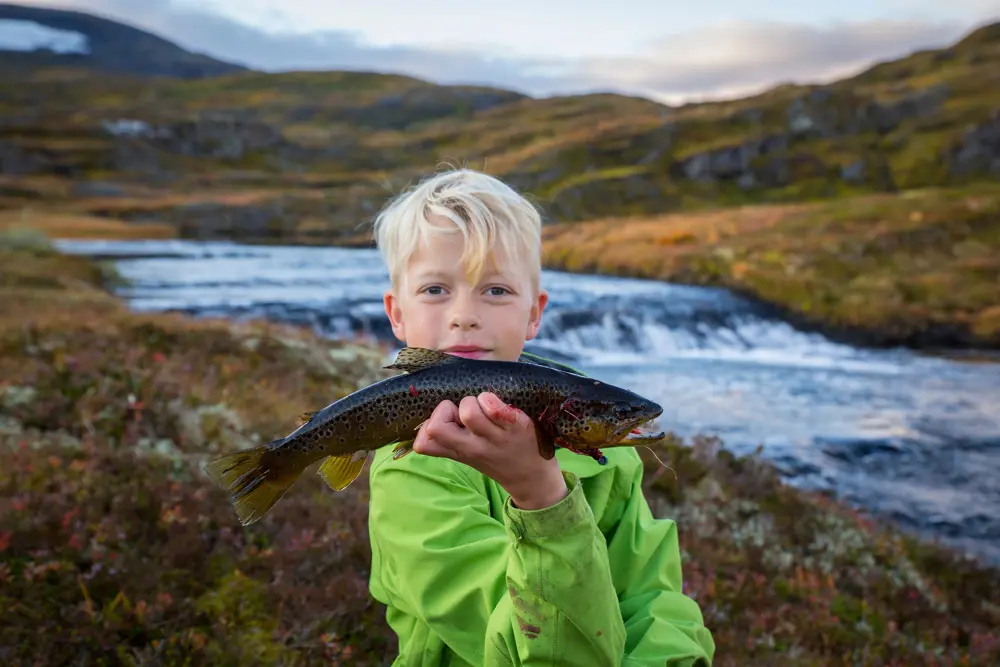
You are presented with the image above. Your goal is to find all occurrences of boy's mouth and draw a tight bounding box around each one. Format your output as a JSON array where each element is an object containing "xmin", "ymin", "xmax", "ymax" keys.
[{"xmin": 443, "ymin": 345, "xmax": 491, "ymax": 360}]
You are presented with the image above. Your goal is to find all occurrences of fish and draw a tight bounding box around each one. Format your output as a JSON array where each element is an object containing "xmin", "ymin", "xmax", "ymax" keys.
[{"xmin": 203, "ymin": 346, "xmax": 665, "ymax": 526}]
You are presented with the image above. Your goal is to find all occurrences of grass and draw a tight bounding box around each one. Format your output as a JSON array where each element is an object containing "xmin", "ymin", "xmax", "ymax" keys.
[
  {"xmin": 542, "ymin": 184, "xmax": 1000, "ymax": 349},
  {"xmin": 2, "ymin": 235, "xmax": 1000, "ymax": 665}
]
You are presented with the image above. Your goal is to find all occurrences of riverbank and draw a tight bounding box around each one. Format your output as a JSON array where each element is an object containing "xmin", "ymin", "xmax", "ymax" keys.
[
  {"xmin": 2, "ymin": 231, "xmax": 999, "ymax": 665},
  {"xmin": 542, "ymin": 184, "xmax": 1000, "ymax": 352},
  {"xmin": 6, "ymin": 183, "xmax": 998, "ymax": 354}
]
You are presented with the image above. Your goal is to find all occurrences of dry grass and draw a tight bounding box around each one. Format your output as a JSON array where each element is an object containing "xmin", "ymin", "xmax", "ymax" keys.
[
  {"xmin": 0, "ymin": 210, "xmax": 176, "ymax": 240},
  {"xmin": 542, "ymin": 185, "xmax": 1000, "ymax": 348}
]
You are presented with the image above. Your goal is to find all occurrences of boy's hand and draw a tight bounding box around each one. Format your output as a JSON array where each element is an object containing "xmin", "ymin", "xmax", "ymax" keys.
[{"xmin": 413, "ymin": 393, "xmax": 568, "ymax": 510}]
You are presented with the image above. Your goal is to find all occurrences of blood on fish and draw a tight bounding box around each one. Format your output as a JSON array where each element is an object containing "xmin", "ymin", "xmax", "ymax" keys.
[{"xmin": 409, "ymin": 385, "xmax": 419, "ymax": 397}]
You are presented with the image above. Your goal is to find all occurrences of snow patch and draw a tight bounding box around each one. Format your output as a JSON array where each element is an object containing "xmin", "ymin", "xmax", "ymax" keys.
[{"xmin": 0, "ymin": 19, "xmax": 89, "ymax": 54}]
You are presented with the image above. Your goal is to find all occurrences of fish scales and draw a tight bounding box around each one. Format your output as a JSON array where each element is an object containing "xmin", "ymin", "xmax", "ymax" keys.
[
  {"xmin": 204, "ymin": 346, "xmax": 665, "ymax": 525},
  {"xmin": 288, "ymin": 361, "xmax": 575, "ymax": 459}
]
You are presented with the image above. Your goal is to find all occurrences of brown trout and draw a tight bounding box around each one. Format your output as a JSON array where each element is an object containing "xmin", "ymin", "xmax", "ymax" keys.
[{"xmin": 204, "ymin": 347, "xmax": 665, "ymax": 525}]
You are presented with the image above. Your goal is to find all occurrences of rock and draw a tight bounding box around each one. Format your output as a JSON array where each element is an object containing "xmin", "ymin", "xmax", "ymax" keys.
[
  {"xmin": 675, "ymin": 134, "xmax": 790, "ymax": 185},
  {"xmin": 737, "ymin": 173, "xmax": 756, "ymax": 190},
  {"xmin": 841, "ymin": 159, "xmax": 867, "ymax": 183},
  {"xmin": 100, "ymin": 112, "xmax": 288, "ymax": 161},
  {"xmin": 948, "ymin": 109, "xmax": 1000, "ymax": 176},
  {"xmin": 1, "ymin": 385, "xmax": 37, "ymax": 408},
  {"xmin": 0, "ymin": 141, "xmax": 46, "ymax": 174},
  {"xmin": 172, "ymin": 401, "xmax": 248, "ymax": 453},
  {"xmin": 71, "ymin": 181, "xmax": 126, "ymax": 197}
]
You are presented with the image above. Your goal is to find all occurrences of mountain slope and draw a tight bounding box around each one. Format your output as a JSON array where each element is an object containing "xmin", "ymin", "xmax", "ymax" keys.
[
  {"xmin": 0, "ymin": 9, "xmax": 997, "ymax": 233},
  {"xmin": 0, "ymin": 2, "xmax": 246, "ymax": 78}
]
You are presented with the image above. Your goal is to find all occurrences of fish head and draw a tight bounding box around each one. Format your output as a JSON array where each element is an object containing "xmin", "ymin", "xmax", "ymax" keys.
[{"xmin": 546, "ymin": 379, "xmax": 663, "ymax": 447}]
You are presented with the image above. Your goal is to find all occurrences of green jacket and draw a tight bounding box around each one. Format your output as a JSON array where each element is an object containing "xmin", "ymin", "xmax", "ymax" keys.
[{"xmin": 367, "ymin": 354, "xmax": 715, "ymax": 666}]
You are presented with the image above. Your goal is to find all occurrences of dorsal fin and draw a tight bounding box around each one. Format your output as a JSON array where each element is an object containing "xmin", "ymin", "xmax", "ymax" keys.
[{"xmin": 384, "ymin": 347, "xmax": 461, "ymax": 373}]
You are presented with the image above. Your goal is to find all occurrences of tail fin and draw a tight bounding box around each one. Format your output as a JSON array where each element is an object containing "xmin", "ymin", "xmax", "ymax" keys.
[{"xmin": 203, "ymin": 440, "xmax": 300, "ymax": 526}]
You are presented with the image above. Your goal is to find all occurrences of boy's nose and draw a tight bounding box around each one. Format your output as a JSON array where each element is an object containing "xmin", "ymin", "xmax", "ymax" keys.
[{"xmin": 449, "ymin": 310, "xmax": 481, "ymax": 330}]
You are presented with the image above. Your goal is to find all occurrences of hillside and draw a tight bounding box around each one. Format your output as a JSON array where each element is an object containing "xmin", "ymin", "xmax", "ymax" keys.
[
  {"xmin": 0, "ymin": 18, "xmax": 996, "ymax": 240},
  {"xmin": 0, "ymin": 3, "xmax": 246, "ymax": 78}
]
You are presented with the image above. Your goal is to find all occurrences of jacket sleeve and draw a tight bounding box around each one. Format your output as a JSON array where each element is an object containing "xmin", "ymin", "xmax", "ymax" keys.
[
  {"xmin": 368, "ymin": 450, "xmax": 629, "ymax": 666},
  {"xmin": 607, "ymin": 450, "xmax": 716, "ymax": 665}
]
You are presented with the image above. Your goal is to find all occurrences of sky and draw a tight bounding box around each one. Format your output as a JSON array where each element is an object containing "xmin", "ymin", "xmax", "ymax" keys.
[{"xmin": 11, "ymin": 0, "xmax": 1000, "ymax": 103}]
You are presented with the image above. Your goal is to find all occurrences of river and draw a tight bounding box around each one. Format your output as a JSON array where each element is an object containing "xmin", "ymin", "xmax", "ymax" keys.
[{"xmin": 55, "ymin": 238, "xmax": 1000, "ymax": 564}]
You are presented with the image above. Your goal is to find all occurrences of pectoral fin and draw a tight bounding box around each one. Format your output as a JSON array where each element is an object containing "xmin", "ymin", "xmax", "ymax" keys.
[
  {"xmin": 392, "ymin": 439, "xmax": 415, "ymax": 460},
  {"xmin": 317, "ymin": 451, "xmax": 369, "ymax": 491}
]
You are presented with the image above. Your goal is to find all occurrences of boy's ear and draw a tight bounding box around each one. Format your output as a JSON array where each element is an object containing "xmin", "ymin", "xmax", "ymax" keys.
[
  {"xmin": 525, "ymin": 288, "xmax": 548, "ymax": 341},
  {"xmin": 383, "ymin": 289, "xmax": 406, "ymax": 343}
]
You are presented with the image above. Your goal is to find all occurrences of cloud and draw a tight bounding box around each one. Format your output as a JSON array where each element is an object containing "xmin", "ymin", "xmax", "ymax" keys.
[
  {"xmin": 568, "ymin": 19, "xmax": 980, "ymax": 103},
  {"xmin": 10, "ymin": 0, "xmax": 992, "ymax": 103}
]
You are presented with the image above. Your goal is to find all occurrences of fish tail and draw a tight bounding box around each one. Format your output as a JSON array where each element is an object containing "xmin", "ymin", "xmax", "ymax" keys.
[{"xmin": 203, "ymin": 439, "xmax": 300, "ymax": 526}]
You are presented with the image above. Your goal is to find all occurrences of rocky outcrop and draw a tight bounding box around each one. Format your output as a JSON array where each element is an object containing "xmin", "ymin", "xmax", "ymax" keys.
[
  {"xmin": 675, "ymin": 134, "xmax": 791, "ymax": 187},
  {"xmin": 665, "ymin": 84, "xmax": 954, "ymax": 191},
  {"xmin": 102, "ymin": 112, "xmax": 287, "ymax": 160},
  {"xmin": 949, "ymin": 110, "xmax": 1000, "ymax": 176}
]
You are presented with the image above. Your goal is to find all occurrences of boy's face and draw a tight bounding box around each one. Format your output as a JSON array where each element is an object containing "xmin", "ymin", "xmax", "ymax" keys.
[{"xmin": 383, "ymin": 226, "xmax": 548, "ymax": 362}]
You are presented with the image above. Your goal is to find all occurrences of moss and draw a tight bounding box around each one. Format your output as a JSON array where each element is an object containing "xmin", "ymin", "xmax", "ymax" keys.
[{"xmin": 194, "ymin": 571, "xmax": 281, "ymax": 665}]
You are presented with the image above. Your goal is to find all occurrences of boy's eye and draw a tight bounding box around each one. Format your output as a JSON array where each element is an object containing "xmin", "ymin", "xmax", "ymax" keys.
[
  {"xmin": 424, "ymin": 286, "xmax": 445, "ymax": 295},
  {"xmin": 486, "ymin": 286, "xmax": 510, "ymax": 296}
]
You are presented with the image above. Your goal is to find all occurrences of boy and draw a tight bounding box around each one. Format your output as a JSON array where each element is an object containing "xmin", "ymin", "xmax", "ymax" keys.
[{"xmin": 367, "ymin": 169, "xmax": 715, "ymax": 666}]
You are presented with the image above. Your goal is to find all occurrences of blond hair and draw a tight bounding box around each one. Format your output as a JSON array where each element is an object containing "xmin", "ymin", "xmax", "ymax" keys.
[{"xmin": 372, "ymin": 168, "xmax": 542, "ymax": 289}]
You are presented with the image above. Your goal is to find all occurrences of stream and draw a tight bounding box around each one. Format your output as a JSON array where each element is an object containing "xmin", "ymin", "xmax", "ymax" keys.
[{"xmin": 56, "ymin": 238, "xmax": 1000, "ymax": 564}]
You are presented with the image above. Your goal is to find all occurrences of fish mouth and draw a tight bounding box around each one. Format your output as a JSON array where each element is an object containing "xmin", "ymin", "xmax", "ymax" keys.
[
  {"xmin": 621, "ymin": 427, "xmax": 667, "ymax": 443},
  {"xmin": 613, "ymin": 412, "xmax": 665, "ymax": 443},
  {"xmin": 443, "ymin": 345, "xmax": 492, "ymax": 360}
]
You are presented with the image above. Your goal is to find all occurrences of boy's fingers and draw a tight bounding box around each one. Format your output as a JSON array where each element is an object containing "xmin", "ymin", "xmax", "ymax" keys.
[
  {"xmin": 457, "ymin": 395, "xmax": 500, "ymax": 438},
  {"xmin": 413, "ymin": 401, "xmax": 463, "ymax": 457},
  {"xmin": 477, "ymin": 392, "xmax": 524, "ymax": 427}
]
